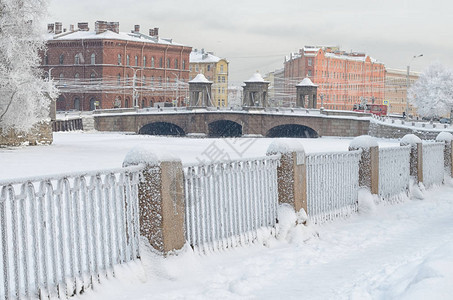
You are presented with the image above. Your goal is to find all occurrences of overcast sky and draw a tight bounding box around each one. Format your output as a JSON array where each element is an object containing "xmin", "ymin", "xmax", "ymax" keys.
[{"xmin": 47, "ymin": 0, "xmax": 452, "ymax": 84}]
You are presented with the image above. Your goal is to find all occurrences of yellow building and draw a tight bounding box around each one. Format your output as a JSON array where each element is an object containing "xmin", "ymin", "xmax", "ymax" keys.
[
  {"xmin": 189, "ymin": 49, "xmax": 229, "ymax": 107},
  {"xmin": 385, "ymin": 68, "xmax": 420, "ymax": 116}
]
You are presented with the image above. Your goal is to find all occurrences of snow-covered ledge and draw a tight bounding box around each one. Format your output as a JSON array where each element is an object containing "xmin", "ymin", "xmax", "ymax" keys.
[
  {"xmin": 400, "ymin": 134, "xmax": 423, "ymax": 183},
  {"xmin": 123, "ymin": 145, "xmax": 185, "ymax": 254}
]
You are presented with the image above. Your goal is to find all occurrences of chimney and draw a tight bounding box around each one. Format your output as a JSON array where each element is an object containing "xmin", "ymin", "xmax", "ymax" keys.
[
  {"xmin": 47, "ymin": 23, "xmax": 55, "ymax": 33},
  {"xmin": 95, "ymin": 20, "xmax": 108, "ymax": 34},
  {"xmin": 107, "ymin": 21, "xmax": 119, "ymax": 33},
  {"xmin": 134, "ymin": 25, "xmax": 140, "ymax": 33},
  {"xmin": 55, "ymin": 22, "xmax": 62, "ymax": 34},
  {"xmin": 149, "ymin": 27, "xmax": 159, "ymax": 37},
  {"xmin": 69, "ymin": 24, "xmax": 74, "ymax": 31},
  {"xmin": 78, "ymin": 22, "xmax": 89, "ymax": 31}
]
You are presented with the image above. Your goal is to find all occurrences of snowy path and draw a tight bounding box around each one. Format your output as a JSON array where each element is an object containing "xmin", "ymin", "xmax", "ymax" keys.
[{"xmin": 78, "ymin": 185, "xmax": 453, "ymax": 300}]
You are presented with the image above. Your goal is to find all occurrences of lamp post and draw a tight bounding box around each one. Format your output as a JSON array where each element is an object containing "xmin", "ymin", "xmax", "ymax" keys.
[
  {"xmin": 129, "ymin": 67, "xmax": 140, "ymax": 108},
  {"xmin": 171, "ymin": 72, "xmax": 179, "ymax": 107},
  {"xmin": 406, "ymin": 54, "xmax": 423, "ymax": 118}
]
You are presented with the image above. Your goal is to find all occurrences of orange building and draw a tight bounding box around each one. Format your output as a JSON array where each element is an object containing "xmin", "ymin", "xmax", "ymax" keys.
[{"xmin": 284, "ymin": 46, "xmax": 385, "ymax": 110}]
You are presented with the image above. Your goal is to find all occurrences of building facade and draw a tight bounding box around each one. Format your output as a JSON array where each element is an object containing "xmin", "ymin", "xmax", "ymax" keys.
[
  {"xmin": 42, "ymin": 21, "xmax": 191, "ymax": 111},
  {"xmin": 384, "ymin": 68, "xmax": 419, "ymax": 116},
  {"xmin": 189, "ymin": 49, "xmax": 229, "ymax": 107},
  {"xmin": 284, "ymin": 46, "xmax": 385, "ymax": 110}
]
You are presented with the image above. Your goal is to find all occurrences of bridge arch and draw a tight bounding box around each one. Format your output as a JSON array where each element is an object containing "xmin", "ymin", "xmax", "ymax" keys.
[
  {"xmin": 266, "ymin": 124, "xmax": 318, "ymax": 138},
  {"xmin": 208, "ymin": 120, "xmax": 242, "ymax": 137},
  {"xmin": 139, "ymin": 122, "xmax": 185, "ymax": 136}
]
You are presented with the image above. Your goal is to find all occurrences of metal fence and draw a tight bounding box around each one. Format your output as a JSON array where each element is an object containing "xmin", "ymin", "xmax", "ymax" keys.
[
  {"xmin": 378, "ymin": 146, "xmax": 411, "ymax": 202},
  {"xmin": 305, "ymin": 151, "xmax": 361, "ymax": 224},
  {"xmin": 183, "ymin": 156, "xmax": 280, "ymax": 252},
  {"xmin": 422, "ymin": 142, "xmax": 445, "ymax": 187},
  {"xmin": 0, "ymin": 166, "xmax": 142, "ymax": 300}
]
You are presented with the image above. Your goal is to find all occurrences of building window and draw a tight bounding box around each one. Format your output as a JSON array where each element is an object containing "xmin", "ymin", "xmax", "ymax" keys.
[
  {"xmin": 222, "ymin": 76, "xmax": 225, "ymax": 83},
  {"xmin": 59, "ymin": 73, "xmax": 64, "ymax": 81},
  {"xmin": 143, "ymin": 75, "xmax": 146, "ymax": 86},
  {"xmin": 126, "ymin": 55, "xmax": 130, "ymax": 66},
  {"xmin": 308, "ymin": 58, "xmax": 313, "ymax": 66},
  {"xmin": 91, "ymin": 53, "xmax": 95, "ymax": 65},
  {"xmin": 44, "ymin": 55, "xmax": 49, "ymax": 65},
  {"xmin": 74, "ymin": 73, "xmax": 79, "ymax": 81},
  {"xmin": 143, "ymin": 56, "xmax": 147, "ymax": 67},
  {"xmin": 174, "ymin": 59, "xmax": 178, "ymax": 69},
  {"xmin": 182, "ymin": 60, "xmax": 186, "ymax": 70},
  {"xmin": 74, "ymin": 97, "xmax": 80, "ymax": 110},
  {"xmin": 308, "ymin": 70, "xmax": 312, "ymax": 77},
  {"xmin": 59, "ymin": 54, "xmax": 64, "ymax": 65},
  {"xmin": 166, "ymin": 58, "xmax": 170, "ymax": 68},
  {"xmin": 159, "ymin": 58, "xmax": 163, "ymax": 68},
  {"xmin": 90, "ymin": 72, "xmax": 96, "ymax": 81},
  {"xmin": 218, "ymin": 76, "xmax": 221, "ymax": 82},
  {"xmin": 151, "ymin": 57, "xmax": 155, "ymax": 68},
  {"xmin": 117, "ymin": 74, "xmax": 121, "ymax": 85},
  {"xmin": 207, "ymin": 65, "xmax": 211, "ymax": 72},
  {"xmin": 195, "ymin": 65, "xmax": 199, "ymax": 72},
  {"xmin": 151, "ymin": 76, "xmax": 154, "ymax": 86},
  {"xmin": 220, "ymin": 65, "xmax": 224, "ymax": 73},
  {"xmin": 135, "ymin": 55, "xmax": 138, "ymax": 66},
  {"xmin": 118, "ymin": 54, "xmax": 122, "ymax": 65}
]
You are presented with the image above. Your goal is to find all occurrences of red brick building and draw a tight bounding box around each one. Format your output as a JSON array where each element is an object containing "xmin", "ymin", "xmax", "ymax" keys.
[
  {"xmin": 284, "ymin": 46, "xmax": 385, "ymax": 110},
  {"xmin": 42, "ymin": 21, "xmax": 192, "ymax": 111}
]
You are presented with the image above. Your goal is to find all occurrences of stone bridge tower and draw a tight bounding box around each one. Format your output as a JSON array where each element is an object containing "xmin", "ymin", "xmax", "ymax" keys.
[
  {"xmin": 296, "ymin": 77, "xmax": 318, "ymax": 108},
  {"xmin": 189, "ymin": 74, "xmax": 213, "ymax": 107},
  {"xmin": 242, "ymin": 72, "xmax": 270, "ymax": 107}
]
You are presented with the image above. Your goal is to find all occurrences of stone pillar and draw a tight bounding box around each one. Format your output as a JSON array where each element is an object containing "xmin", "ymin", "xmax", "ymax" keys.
[
  {"xmin": 242, "ymin": 72, "xmax": 270, "ymax": 107},
  {"xmin": 123, "ymin": 149, "xmax": 185, "ymax": 254},
  {"xmin": 296, "ymin": 78, "xmax": 318, "ymax": 109},
  {"xmin": 266, "ymin": 142, "xmax": 306, "ymax": 212},
  {"xmin": 401, "ymin": 134, "xmax": 423, "ymax": 183},
  {"xmin": 349, "ymin": 136, "xmax": 379, "ymax": 194},
  {"xmin": 188, "ymin": 74, "xmax": 213, "ymax": 107},
  {"xmin": 435, "ymin": 132, "xmax": 453, "ymax": 176}
]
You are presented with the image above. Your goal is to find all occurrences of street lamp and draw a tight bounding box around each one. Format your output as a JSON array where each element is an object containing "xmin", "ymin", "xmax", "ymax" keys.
[{"xmin": 406, "ymin": 54, "xmax": 423, "ymax": 118}]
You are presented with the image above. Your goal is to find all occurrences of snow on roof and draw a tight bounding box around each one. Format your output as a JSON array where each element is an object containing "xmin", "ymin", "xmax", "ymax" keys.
[
  {"xmin": 190, "ymin": 49, "xmax": 221, "ymax": 63},
  {"xmin": 48, "ymin": 30, "xmax": 184, "ymax": 46},
  {"xmin": 189, "ymin": 73, "xmax": 212, "ymax": 84},
  {"xmin": 297, "ymin": 77, "xmax": 318, "ymax": 87},
  {"xmin": 244, "ymin": 72, "xmax": 269, "ymax": 83}
]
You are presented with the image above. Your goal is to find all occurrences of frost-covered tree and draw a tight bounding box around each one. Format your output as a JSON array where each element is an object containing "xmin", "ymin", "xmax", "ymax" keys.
[
  {"xmin": 408, "ymin": 62, "xmax": 453, "ymax": 118},
  {"xmin": 0, "ymin": 0, "xmax": 58, "ymax": 133}
]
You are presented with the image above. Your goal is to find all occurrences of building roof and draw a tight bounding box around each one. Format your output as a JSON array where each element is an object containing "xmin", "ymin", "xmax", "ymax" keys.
[
  {"xmin": 189, "ymin": 49, "xmax": 222, "ymax": 63},
  {"xmin": 296, "ymin": 77, "xmax": 318, "ymax": 87},
  {"xmin": 47, "ymin": 29, "xmax": 185, "ymax": 46},
  {"xmin": 244, "ymin": 72, "xmax": 269, "ymax": 83},
  {"xmin": 189, "ymin": 73, "xmax": 212, "ymax": 84}
]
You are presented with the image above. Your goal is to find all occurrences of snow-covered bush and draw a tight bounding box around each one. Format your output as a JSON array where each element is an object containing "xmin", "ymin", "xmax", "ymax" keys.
[{"xmin": 0, "ymin": 0, "xmax": 58, "ymax": 133}]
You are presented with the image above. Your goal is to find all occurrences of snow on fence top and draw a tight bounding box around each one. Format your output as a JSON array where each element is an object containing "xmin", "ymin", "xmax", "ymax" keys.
[
  {"xmin": 436, "ymin": 131, "xmax": 453, "ymax": 143},
  {"xmin": 266, "ymin": 140, "xmax": 305, "ymax": 155},
  {"xmin": 349, "ymin": 135, "xmax": 378, "ymax": 149},
  {"xmin": 123, "ymin": 144, "xmax": 180, "ymax": 167},
  {"xmin": 400, "ymin": 134, "xmax": 422, "ymax": 146}
]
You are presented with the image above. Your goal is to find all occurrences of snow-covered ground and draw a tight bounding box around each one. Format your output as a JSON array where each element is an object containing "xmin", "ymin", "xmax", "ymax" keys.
[
  {"xmin": 0, "ymin": 132, "xmax": 400, "ymax": 181},
  {"xmin": 1, "ymin": 132, "xmax": 452, "ymax": 299},
  {"xmin": 74, "ymin": 184, "xmax": 453, "ymax": 300}
]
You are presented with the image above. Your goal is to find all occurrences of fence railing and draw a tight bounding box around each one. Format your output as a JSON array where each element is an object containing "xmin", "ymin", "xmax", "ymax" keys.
[
  {"xmin": 422, "ymin": 142, "xmax": 445, "ymax": 187},
  {"xmin": 52, "ymin": 118, "xmax": 83, "ymax": 132},
  {"xmin": 183, "ymin": 156, "xmax": 280, "ymax": 252},
  {"xmin": 378, "ymin": 146, "xmax": 411, "ymax": 201},
  {"xmin": 0, "ymin": 166, "xmax": 142, "ymax": 300},
  {"xmin": 305, "ymin": 151, "xmax": 361, "ymax": 224}
]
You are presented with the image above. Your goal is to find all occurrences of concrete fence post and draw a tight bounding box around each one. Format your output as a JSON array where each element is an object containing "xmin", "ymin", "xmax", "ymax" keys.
[
  {"xmin": 266, "ymin": 142, "xmax": 306, "ymax": 213},
  {"xmin": 349, "ymin": 136, "xmax": 379, "ymax": 194},
  {"xmin": 401, "ymin": 134, "xmax": 423, "ymax": 183},
  {"xmin": 435, "ymin": 132, "xmax": 453, "ymax": 177},
  {"xmin": 123, "ymin": 148, "xmax": 185, "ymax": 254}
]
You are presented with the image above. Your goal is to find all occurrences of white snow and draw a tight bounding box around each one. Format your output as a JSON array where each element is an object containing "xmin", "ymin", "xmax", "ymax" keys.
[
  {"xmin": 1, "ymin": 131, "xmax": 453, "ymax": 299},
  {"xmin": 188, "ymin": 73, "xmax": 212, "ymax": 84},
  {"xmin": 436, "ymin": 131, "xmax": 453, "ymax": 142},
  {"xmin": 266, "ymin": 140, "xmax": 305, "ymax": 154},
  {"xmin": 349, "ymin": 135, "xmax": 378, "ymax": 149},
  {"xmin": 296, "ymin": 77, "xmax": 318, "ymax": 87},
  {"xmin": 123, "ymin": 144, "xmax": 180, "ymax": 167},
  {"xmin": 244, "ymin": 72, "xmax": 268, "ymax": 83},
  {"xmin": 400, "ymin": 134, "xmax": 422, "ymax": 146}
]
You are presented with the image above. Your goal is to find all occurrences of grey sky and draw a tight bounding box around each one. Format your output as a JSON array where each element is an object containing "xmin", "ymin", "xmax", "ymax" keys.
[{"xmin": 47, "ymin": 0, "xmax": 452, "ymax": 84}]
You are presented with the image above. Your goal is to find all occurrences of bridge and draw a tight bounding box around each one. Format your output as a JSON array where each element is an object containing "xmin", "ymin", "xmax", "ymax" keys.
[{"xmin": 93, "ymin": 107, "xmax": 371, "ymax": 138}]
